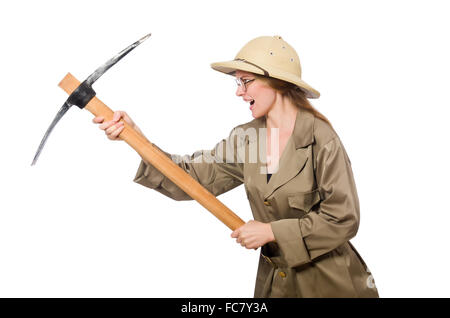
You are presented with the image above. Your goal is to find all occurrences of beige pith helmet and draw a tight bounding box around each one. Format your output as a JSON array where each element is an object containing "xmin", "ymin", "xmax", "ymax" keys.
[{"xmin": 210, "ymin": 35, "xmax": 320, "ymax": 99}]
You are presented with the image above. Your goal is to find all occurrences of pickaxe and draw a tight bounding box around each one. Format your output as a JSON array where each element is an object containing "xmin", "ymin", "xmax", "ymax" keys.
[{"xmin": 32, "ymin": 33, "xmax": 245, "ymax": 231}]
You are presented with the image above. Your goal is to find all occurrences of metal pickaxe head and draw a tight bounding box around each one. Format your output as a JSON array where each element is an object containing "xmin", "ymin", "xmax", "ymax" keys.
[{"xmin": 31, "ymin": 32, "xmax": 151, "ymax": 166}]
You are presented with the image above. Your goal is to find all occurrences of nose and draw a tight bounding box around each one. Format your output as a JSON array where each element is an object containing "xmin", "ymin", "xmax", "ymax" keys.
[{"xmin": 235, "ymin": 85, "xmax": 245, "ymax": 97}]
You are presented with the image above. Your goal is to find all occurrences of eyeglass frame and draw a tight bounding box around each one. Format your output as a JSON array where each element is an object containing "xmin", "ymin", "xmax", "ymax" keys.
[{"xmin": 235, "ymin": 77, "xmax": 256, "ymax": 92}]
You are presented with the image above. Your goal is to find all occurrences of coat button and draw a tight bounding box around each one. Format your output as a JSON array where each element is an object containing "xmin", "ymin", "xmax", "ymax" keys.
[
  {"xmin": 279, "ymin": 271, "xmax": 286, "ymax": 278},
  {"xmin": 263, "ymin": 200, "xmax": 271, "ymax": 206}
]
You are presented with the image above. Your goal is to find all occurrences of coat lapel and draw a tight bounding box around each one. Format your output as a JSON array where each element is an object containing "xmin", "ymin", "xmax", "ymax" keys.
[{"xmin": 257, "ymin": 108, "xmax": 315, "ymax": 200}]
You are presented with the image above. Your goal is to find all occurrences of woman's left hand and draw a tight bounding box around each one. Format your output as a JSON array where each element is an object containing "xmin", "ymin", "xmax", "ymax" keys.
[{"xmin": 231, "ymin": 220, "xmax": 275, "ymax": 249}]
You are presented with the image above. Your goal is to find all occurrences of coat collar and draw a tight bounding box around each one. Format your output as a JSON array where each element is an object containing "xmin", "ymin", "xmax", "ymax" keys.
[
  {"xmin": 251, "ymin": 107, "xmax": 315, "ymax": 199},
  {"xmin": 291, "ymin": 107, "xmax": 315, "ymax": 149},
  {"xmin": 254, "ymin": 106, "xmax": 315, "ymax": 149}
]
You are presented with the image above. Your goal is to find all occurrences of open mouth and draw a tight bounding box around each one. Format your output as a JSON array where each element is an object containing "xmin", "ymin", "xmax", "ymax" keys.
[{"xmin": 250, "ymin": 100, "xmax": 255, "ymax": 105}]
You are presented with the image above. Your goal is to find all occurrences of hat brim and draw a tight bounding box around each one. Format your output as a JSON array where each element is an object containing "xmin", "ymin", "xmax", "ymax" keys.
[{"xmin": 210, "ymin": 59, "xmax": 320, "ymax": 99}]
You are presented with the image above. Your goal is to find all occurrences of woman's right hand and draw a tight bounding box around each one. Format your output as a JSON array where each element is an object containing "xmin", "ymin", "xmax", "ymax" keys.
[{"xmin": 92, "ymin": 110, "xmax": 143, "ymax": 141}]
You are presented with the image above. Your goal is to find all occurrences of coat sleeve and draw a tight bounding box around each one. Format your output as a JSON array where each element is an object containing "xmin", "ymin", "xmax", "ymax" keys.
[
  {"xmin": 270, "ymin": 136, "xmax": 360, "ymax": 268},
  {"xmin": 133, "ymin": 127, "xmax": 245, "ymax": 201}
]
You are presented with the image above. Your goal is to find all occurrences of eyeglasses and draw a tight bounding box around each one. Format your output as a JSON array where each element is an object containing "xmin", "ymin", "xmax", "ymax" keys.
[{"xmin": 235, "ymin": 77, "xmax": 255, "ymax": 92}]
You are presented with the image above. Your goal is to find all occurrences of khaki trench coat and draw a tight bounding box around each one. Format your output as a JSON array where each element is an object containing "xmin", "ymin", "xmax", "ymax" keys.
[{"xmin": 134, "ymin": 107, "xmax": 379, "ymax": 298}]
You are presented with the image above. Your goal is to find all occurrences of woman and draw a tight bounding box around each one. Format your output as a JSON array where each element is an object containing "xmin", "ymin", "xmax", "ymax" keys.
[{"xmin": 93, "ymin": 35, "xmax": 379, "ymax": 298}]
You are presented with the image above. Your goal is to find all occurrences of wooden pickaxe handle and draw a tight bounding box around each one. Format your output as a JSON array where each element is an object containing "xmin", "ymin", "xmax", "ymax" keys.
[{"xmin": 58, "ymin": 73, "xmax": 245, "ymax": 231}]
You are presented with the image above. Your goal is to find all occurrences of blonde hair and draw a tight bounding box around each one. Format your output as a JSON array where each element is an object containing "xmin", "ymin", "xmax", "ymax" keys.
[{"xmin": 254, "ymin": 74, "xmax": 333, "ymax": 129}]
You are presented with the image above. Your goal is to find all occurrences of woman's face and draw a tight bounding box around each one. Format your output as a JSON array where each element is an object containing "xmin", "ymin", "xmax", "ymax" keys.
[{"xmin": 235, "ymin": 70, "xmax": 277, "ymax": 119}]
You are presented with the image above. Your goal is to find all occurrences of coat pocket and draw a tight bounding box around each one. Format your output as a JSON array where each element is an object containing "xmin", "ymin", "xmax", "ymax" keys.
[{"xmin": 287, "ymin": 188, "xmax": 321, "ymax": 216}]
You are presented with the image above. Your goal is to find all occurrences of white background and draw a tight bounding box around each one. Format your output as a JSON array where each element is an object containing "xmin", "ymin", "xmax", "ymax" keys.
[{"xmin": 1, "ymin": 0, "xmax": 449, "ymax": 297}]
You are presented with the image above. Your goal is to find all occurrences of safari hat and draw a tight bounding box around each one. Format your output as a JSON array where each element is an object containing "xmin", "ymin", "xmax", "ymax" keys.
[{"xmin": 211, "ymin": 35, "xmax": 320, "ymax": 99}]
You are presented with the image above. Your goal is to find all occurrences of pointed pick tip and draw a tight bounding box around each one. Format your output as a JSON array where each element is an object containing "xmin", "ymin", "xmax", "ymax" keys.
[
  {"xmin": 31, "ymin": 156, "xmax": 38, "ymax": 166},
  {"xmin": 139, "ymin": 33, "xmax": 152, "ymax": 43}
]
